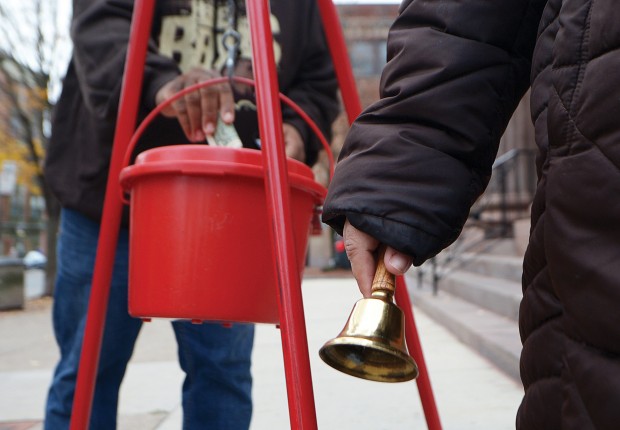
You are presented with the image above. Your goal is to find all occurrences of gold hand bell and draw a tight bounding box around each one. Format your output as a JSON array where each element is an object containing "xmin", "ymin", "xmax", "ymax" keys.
[{"xmin": 319, "ymin": 246, "xmax": 419, "ymax": 382}]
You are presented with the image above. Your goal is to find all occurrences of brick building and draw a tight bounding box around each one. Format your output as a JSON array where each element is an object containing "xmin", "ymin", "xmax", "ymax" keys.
[{"xmin": 329, "ymin": 2, "xmax": 400, "ymax": 158}]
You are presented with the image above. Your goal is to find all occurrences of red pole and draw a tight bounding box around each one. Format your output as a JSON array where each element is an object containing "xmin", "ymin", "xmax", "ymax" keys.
[
  {"xmin": 246, "ymin": 1, "xmax": 318, "ymax": 429},
  {"xmin": 316, "ymin": 2, "xmax": 442, "ymax": 428},
  {"xmin": 316, "ymin": 0, "xmax": 363, "ymax": 124},
  {"xmin": 396, "ymin": 276, "xmax": 443, "ymax": 430},
  {"xmin": 69, "ymin": 0, "xmax": 155, "ymax": 428}
]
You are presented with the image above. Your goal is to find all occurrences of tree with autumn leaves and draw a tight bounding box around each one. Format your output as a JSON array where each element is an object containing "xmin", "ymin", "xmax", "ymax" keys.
[{"xmin": 0, "ymin": 0, "xmax": 71, "ymax": 293}]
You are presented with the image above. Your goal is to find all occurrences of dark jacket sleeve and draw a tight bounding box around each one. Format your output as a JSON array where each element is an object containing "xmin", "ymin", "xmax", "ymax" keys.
[
  {"xmin": 70, "ymin": 0, "xmax": 180, "ymax": 122},
  {"xmin": 322, "ymin": 0, "xmax": 546, "ymax": 265},
  {"xmin": 279, "ymin": 0, "xmax": 339, "ymax": 165}
]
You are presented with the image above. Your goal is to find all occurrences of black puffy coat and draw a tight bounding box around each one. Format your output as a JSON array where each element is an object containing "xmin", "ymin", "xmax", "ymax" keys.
[{"xmin": 323, "ymin": 0, "xmax": 620, "ymax": 428}]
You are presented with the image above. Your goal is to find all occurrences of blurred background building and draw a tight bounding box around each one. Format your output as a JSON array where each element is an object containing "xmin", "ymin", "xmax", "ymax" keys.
[{"xmin": 0, "ymin": 54, "xmax": 48, "ymax": 257}]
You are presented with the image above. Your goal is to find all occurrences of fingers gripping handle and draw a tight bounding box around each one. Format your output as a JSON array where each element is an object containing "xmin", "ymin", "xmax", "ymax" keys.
[{"xmin": 371, "ymin": 246, "xmax": 396, "ymax": 298}]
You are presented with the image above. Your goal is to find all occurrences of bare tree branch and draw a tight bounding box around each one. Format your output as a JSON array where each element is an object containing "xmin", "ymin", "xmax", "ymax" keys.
[{"xmin": 0, "ymin": 0, "xmax": 67, "ymax": 289}]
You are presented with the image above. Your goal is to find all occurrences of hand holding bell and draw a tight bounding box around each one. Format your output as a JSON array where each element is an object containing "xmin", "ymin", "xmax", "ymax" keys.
[{"xmin": 319, "ymin": 246, "xmax": 419, "ymax": 382}]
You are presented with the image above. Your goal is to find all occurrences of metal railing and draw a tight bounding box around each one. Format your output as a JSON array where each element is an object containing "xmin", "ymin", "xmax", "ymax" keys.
[{"xmin": 469, "ymin": 148, "xmax": 537, "ymax": 237}]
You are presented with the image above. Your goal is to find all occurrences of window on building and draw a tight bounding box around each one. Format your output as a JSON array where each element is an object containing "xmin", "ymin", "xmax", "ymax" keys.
[{"xmin": 349, "ymin": 40, "xmax": 387, "ymax": 78}]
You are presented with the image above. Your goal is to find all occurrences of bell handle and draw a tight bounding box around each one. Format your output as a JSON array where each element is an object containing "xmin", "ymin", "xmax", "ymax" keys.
[{"xmin": 371, "ymin": 246, "xmax": 396, "ymax": 298}]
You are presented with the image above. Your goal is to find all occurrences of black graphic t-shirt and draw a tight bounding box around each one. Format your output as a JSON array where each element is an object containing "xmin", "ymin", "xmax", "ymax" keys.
[
  {"xmin": 156, "ymin": 0, "xmax": 283, "ymax": 149},
  {"xmin": 158, "ymin": 0, "xmax": 280, "ymax": 73}
]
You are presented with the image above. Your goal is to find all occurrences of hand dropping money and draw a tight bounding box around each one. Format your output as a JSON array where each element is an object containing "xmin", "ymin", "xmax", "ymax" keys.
[{"xmin": 207, "ymin": 116, "xmax": 243, "ymax": 148}]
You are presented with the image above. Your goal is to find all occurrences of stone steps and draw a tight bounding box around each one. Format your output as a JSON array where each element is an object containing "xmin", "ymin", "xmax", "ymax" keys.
[
  {"xmin": 405, "ymin": 247, "xmax": 523, "ymax": 382},
  {"xmin": 439, "ymin": 270, "xmax": 521, "ymax": 321}
]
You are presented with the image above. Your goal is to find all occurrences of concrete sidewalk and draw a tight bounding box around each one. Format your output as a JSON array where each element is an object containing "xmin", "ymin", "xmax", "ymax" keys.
[{"xmin": 0, "ymin": 273, "xmax": 523, "ymax": 429}]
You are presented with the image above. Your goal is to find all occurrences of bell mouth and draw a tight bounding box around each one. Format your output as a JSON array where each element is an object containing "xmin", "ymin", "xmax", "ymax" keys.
[{"xmin": 319, "ymin": 336, "xmax": 419, "ymax": 383}]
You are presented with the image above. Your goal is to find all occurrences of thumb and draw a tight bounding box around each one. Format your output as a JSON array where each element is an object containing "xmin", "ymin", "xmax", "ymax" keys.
[
  {"xmin": 343, "ymin": 220, "xmax": 379, "ymax": 297},
  {"xmin": 383, "ymin": 246, "xmax": 413, "ymax": 276}
]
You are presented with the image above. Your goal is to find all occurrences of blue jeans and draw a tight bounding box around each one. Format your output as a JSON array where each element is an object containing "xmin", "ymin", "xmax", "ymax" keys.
[{"xmin": 45, "ymin": 208, "xmax": 254, "ymax": 429}]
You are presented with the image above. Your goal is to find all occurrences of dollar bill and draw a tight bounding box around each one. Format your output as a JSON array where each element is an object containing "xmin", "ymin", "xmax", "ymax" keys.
[{"xmin": 207, "ymin": 116, "xmax": 242, "ymax": 148}]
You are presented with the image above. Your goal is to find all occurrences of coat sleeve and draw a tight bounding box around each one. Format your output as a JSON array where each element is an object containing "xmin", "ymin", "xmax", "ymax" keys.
[
  {"xmin": 70, "ymin": 0, "xmax": 180, "ymax": 122},
  {"xmin": 322, "ymin": 0, "xmax": 546, "ymax": 266}
]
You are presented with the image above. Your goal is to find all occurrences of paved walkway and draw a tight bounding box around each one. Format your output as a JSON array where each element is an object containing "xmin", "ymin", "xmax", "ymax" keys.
[{"xmin": 0, "ymin": 273, "xmax": 523, "ymax": 429}]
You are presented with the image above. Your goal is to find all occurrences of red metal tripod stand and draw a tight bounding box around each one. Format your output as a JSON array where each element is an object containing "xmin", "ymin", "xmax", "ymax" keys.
[{"xmin": 69, "ymin": 1, "xmax": 442, "ymax": 429}]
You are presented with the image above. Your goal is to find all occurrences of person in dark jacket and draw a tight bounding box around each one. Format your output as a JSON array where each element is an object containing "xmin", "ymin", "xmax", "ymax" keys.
[
  {"xmin": 323, "ymin": 0, "xmax": 620, "ymax": 428},
  {"xmin": 44, "ymin": 0, "xmax": 338, "ymax": 428}
]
